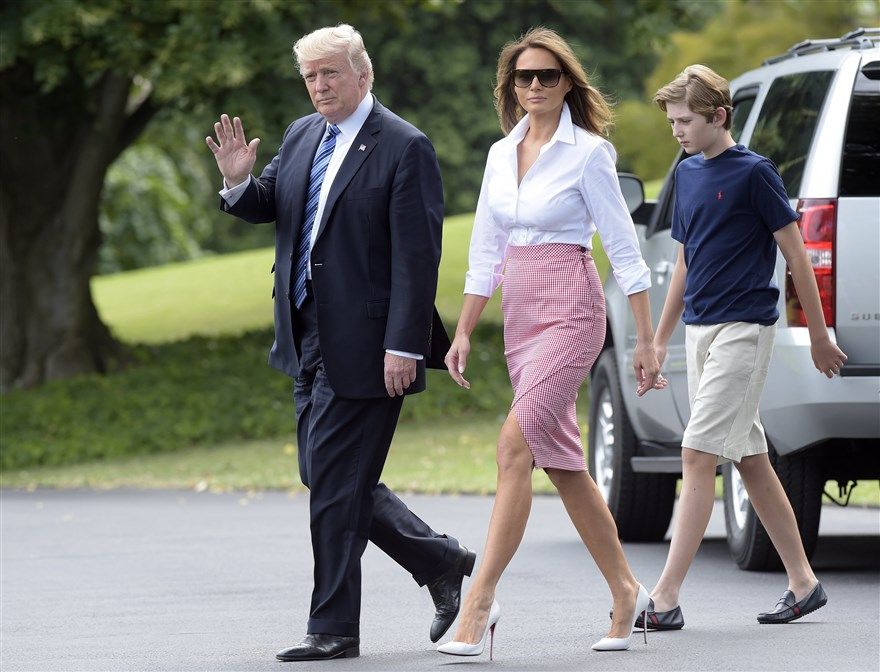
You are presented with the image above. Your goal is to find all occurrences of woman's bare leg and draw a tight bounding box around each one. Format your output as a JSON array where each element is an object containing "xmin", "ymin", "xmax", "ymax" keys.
[
  {"xmin": 450, "ymin": 410, "xmax": 534, "ymax": 643},
  {"xmin": 547, "ymin": 467, "xmax": 640, "ymax": 638}
]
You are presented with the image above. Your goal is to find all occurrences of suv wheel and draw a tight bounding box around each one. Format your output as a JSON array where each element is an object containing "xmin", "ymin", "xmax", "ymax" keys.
[
  {"xmin": 722, "ymin": 445, "xmax": 822, "ymax": 571},
  {"xmin": 588, "ymin": 349, "xmax": 676, "ymax": 541}
]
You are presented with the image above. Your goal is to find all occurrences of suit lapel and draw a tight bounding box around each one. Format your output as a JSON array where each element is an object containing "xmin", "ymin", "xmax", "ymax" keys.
[{"xmin": 314, "ymin": 101, "xmax": 383, "ymax": 243}]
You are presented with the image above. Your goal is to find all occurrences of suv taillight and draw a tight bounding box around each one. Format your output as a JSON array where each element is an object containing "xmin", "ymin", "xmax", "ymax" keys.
[{"xmin": 785, "ymin": 198, "xmax": 835, "ymax": 327}]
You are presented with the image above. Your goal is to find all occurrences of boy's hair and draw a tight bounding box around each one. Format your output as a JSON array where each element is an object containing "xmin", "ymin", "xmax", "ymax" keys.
[{"xmin": 653, "ymin": 64, "xmax": 732, "ymax": 130}]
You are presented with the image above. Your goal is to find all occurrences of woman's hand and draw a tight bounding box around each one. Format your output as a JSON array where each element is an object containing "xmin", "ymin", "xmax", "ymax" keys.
[
  {"xmin": 633, "ymin": 340, "xmax": 665, "ymax": 397},
  {"xmin": 444, "ymin": 334, "xmax": 472, "ymax": 389}
]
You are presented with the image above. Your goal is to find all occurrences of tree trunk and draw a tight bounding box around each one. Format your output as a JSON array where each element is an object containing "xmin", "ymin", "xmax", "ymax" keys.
[{"xmin": 0, "ymin": 65, "xmax": 155, "ymax": 391}]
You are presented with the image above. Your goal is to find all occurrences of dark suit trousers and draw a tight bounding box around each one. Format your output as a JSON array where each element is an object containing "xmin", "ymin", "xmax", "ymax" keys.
[{"xmin": 293, "ymin": 293, "xmax": 460, "ymax": 637}]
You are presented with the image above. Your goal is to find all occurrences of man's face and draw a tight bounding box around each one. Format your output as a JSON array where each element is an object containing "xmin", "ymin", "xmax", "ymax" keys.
[
  {"xmin": 665, "ymin": 100, "xmax": 721, "ymax": 155},
  {"xmin": 301, "ymin": 51, "xmax": 368, "ymax": 124}
]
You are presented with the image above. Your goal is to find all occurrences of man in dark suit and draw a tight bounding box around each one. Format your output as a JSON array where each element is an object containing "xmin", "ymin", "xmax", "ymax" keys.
[{"xmin": 206, "ymin": 24, "xmax": 475, "ymax": 663}]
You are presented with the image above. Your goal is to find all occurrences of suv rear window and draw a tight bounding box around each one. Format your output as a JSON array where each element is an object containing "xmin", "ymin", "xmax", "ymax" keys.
[
  {"xmin": 730, "ymin": 90, "xmax": 757, "ymax": 140},
  {"xmin": 747, "ymin": 71, "xmax": 834, "ymax": 196},
  {"xmin": 840, "ymin": 64, "xmax": 880, "ymax": 196}
]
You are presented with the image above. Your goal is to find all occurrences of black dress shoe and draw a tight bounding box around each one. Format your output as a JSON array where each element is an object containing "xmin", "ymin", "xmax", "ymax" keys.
[
  {"xmin": 275, "ymin": 634, "xmax": 360, "ymax": 662},
  {"xmin": 426, "ymin": 545, "xmax": 477, "ymax": 642},
  {"xmin": 610, "ymin": 598, "xmax": 685, "ymax": 631},
  {"xmin": 757, "ymin": 582, "xmax": 827, "ymax": 624}
]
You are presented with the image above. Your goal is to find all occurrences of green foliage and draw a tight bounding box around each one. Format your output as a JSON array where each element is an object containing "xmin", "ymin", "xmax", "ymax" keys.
[
  {"xmin": 98, "ymin": 125, "xmax": 276, "ymax": 272},
  {"xmin": 364, "ymin": 0, "xmax": 717, "ymax": 214},
  {"xmin": 1, "ymin": 0, "xmax": 714, "ymax": 272},
  {"xmin": 645, "ymin": 0, "xmax": 870, "ymax": 99},
  {"xmin": 0, "ymin": 323, "xmax": 510, "ymax": 470},
  {"xmin": 99, "ymin": 139, "xmax": 212, "ymax": 272},
  {"xmin": 4, "ymin": 0, "xmax": 318, "ymax": 103},
  {"xmin": 609, "ymin": 0, "xmax": 873, "ymax": 181},
  {"xmin": 612, "ymin": 99, "xmax": 679, "ymax": 181},
  {"xmin": 1, "ymin": 329, "xmax": 283, "ymax": 469}
]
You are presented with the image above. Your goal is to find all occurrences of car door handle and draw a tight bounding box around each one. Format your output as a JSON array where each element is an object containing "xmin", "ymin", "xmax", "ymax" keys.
[{"xmin": 654, "ymin": 260, "xmax": 674, "ymax": 285}]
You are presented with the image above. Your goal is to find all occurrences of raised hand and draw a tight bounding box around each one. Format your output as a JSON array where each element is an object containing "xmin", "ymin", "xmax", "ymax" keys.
[{"xmin": 205, "ymin": 114, "xmax": 260, "ymax": 188}]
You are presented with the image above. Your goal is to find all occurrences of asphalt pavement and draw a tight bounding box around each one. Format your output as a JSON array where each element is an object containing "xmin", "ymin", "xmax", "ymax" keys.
[{"xmin": 1, "ymin": 489, "xmax": 878, "ymax": 672}]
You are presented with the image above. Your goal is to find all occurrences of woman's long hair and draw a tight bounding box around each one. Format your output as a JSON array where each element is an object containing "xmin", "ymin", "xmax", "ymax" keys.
[{"xmin": 494, "ymin": 27, "xmax": 612, "ymax": 137}]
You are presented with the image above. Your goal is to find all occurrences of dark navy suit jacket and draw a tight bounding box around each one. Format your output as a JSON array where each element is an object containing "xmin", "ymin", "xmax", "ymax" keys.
[{"xmin": 222, "ymin": 98, "xmax": 450, "ymax": 399}]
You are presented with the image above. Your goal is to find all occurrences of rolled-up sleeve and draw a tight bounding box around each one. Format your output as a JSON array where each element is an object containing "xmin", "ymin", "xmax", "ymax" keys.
[
  {"xmin": 581, "ymin": 142, "xmax": 651, "ymax": 295},
  {"xmin": 464, "ymin": 157, "xmax": 508, "ymax": 297}
]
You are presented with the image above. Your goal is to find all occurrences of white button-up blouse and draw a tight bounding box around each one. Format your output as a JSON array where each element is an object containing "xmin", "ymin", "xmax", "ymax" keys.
[{"xmin": 464, "ymin": 102, "xmax": 651, "ymax": 298}]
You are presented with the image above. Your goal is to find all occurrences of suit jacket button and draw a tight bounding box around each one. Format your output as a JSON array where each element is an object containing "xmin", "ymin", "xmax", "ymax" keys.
[{"xmin": 289, "ymin": 252, "xmax": 293, "ymax": 260}]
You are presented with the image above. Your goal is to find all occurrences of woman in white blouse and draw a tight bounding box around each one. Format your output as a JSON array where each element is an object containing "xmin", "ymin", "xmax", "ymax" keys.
[{"xmin": 437, "ymin": 28, "xmax": 664, "ymax": 658}]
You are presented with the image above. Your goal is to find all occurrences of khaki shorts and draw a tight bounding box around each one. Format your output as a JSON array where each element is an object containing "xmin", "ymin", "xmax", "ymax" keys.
[{"xmin": 683, "ymin": 321, "xmax": 776, "ymax": 464}]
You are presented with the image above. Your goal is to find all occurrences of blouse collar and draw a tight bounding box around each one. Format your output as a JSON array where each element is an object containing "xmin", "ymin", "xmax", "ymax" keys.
[{"xmin": 507, "ymin": 101, "xmax": 577, "ymax": 148}]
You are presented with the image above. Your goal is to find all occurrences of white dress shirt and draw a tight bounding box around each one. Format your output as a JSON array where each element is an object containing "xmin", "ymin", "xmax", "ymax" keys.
[
  {"xmin": 465, "ymin": 102, "xmax": 651, "ymax": 298},
  {"xmin": 219, "ymin": 93, "xmax": 421, "ymax": 360}
]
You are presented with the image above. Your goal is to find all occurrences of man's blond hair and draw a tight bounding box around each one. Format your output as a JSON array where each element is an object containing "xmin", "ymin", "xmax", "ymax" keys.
[
  {"xmin": 654, "ymin": 64, "xmax": 732, "ymax": 130},
  {"xmin": 293, "ymin": 24, "xmax": 374, "ymax": 90}
]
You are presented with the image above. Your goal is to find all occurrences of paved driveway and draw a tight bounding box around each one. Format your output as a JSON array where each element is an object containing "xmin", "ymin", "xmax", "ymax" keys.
[{"xmin": 1, "ymin": 489, "xmax": 877, "ymax": 671}]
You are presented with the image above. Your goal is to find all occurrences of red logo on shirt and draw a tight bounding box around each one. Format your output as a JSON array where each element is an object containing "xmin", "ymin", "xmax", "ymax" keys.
[{"xmin": 717, "ymin": 191, "xmax": 724, "ymax": 200}]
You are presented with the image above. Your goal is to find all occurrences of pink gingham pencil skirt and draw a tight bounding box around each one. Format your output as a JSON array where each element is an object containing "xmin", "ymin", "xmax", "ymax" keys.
[{"xmin": 502, "ymin": 244, "xmax": 606, "ymax": 471}]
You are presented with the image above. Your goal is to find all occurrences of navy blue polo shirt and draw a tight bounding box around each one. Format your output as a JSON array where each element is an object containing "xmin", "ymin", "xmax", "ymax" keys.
[{"xmin": 671, "ymin": 144, "xmax": 800, "ymax": 326}]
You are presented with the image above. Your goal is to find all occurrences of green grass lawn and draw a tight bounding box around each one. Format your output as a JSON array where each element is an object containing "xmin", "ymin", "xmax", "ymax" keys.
[
  {"xmin": 4, "ymin": 419, "xmax": 877, "ymax": 506},
  {"xmin": 92, "ymin": 213, "xmax": 610, "ymax": 342},
  {"xmin": 0, "ymin": 414, "xmax": 564, "ymax": 496},
  {"xmin": 92, "ymin": 247, "xmax": 277, "ymax": 344}
]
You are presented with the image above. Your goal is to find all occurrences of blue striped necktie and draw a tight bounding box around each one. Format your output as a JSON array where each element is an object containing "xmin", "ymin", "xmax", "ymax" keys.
[{"xmin": 292, "ymin": 124, "xmax": 340, "ymax": 309}]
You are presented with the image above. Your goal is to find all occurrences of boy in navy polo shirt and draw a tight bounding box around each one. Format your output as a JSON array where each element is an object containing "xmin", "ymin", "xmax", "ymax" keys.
[{"xmin": 645, "ymin": 65, "xmax": 846, "ymax": 628}]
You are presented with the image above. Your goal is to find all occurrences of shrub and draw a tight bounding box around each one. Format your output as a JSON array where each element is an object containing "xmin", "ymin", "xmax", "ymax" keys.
[{"xmin": 0, "ymin": 324, "xmax": 512, "ymax": 470}]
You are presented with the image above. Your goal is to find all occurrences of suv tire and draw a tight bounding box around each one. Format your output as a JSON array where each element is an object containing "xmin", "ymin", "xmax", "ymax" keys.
[
  {"xmin": 588, "ymin": 349, "xmax": 676, "ymax": 541},
  {"xmin": 722, "ymin": 444, "xmax": 822, "ymax": 571}
]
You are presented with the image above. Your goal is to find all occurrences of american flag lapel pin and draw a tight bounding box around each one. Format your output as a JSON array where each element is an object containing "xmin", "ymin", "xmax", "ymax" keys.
[{"xmin": 359, "ymin": 144, "xmax": 366, "ymax": 152}]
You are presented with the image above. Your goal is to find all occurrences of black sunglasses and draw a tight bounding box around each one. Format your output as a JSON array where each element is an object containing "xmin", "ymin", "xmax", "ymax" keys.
[{"xmin": 513, "ymin": 69, "xmax": 563, "ymax": 88}]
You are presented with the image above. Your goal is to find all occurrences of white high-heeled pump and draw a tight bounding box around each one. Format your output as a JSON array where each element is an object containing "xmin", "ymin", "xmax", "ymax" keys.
[
  {"xmin": 591, "ymin": 583, "xmax": 650, "ymax": 651},
  {"xmin": 437, "ymin": 600, "xmax": 501, "ymax": 660}
]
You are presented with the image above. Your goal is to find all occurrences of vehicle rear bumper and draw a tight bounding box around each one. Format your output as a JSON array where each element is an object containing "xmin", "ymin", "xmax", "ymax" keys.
[{"xmin": 762, "ymin": 328, "xmax": 880, "ymax": 455}]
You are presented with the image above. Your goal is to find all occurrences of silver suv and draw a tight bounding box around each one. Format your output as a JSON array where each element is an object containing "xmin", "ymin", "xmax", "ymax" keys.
[{"xmin": 597, "ymin": 28, "xmax": 880, "ymax": 570}]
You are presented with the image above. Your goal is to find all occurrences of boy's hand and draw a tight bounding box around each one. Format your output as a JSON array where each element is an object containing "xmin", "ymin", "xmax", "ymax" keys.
[
  {"xmin": 654, "ymin": 340, "xmax": 668, "ymax": 371},
  {"xmin": 651, "ymin": 340, "xmax": 669, "ymax": 392},
  {"xmin": 811, "ymin": 336, "xmax": 847, "ymax": 378}
]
